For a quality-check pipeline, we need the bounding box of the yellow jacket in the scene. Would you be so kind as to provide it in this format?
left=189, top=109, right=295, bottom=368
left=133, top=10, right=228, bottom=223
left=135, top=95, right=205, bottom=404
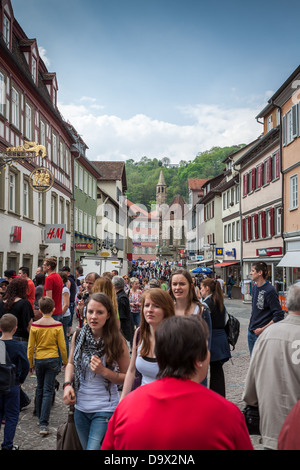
left=27, top=321, right=68, bottom=368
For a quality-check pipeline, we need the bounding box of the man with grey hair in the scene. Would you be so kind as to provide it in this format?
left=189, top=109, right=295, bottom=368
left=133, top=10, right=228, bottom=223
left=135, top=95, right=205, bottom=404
left=243, top=282, right=300, bottom=450
left=112, top=276, right=134, bottom=346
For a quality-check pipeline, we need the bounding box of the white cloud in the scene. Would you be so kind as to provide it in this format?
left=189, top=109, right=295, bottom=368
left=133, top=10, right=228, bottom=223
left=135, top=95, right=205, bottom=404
left=58, top=101, right=263, bottom=164
left=38, top=46, right=50, bottom=67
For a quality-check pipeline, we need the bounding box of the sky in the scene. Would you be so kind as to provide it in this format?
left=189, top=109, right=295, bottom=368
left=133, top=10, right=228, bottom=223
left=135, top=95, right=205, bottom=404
left=11, top=0, right=300, bottom=164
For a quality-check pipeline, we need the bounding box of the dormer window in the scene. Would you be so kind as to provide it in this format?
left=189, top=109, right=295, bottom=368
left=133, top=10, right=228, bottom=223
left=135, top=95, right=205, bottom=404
left=42, top=73, right=58, bottom=109
left=32, top=55, right=37, bottom=83
left=19, top=39, right=39, bottom=85
left=3, top=13, right=10, bottom=48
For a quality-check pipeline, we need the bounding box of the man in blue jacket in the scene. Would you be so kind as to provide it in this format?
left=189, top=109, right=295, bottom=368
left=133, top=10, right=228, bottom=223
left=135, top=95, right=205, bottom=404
left=248, top=261, right=284, bottom=355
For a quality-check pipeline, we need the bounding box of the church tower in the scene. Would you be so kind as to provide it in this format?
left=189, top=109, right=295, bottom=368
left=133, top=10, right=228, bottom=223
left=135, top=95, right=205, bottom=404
left=156, top=169, right=167, bottom=206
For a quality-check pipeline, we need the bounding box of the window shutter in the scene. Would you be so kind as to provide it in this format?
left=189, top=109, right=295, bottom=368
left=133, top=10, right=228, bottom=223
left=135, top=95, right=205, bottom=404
left=270, top=207, right=275, bottom=237
left=292, top=104, right=298, bottom=139
left=261, top=211, right=266, bottom=238
left=243, top=174, right=246, bottom=196
left=247, top=217, right=252, bottom=240
left=242, top=218, right=246, bottom=241
left=254, top=213, right=259, bottom=239
left=251, top=168, right=256, bottom=191
left=257, top=164, right=263, bottom=188
left=282, top=114, right=286, bottom=146
left=266, top=157, right=272, bottom=183
left=275, top=151, right=280, bottom=178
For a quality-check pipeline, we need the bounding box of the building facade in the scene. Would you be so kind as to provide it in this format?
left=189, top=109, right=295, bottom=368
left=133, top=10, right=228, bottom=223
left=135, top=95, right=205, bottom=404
left=0, top=0, right=74, bottom=276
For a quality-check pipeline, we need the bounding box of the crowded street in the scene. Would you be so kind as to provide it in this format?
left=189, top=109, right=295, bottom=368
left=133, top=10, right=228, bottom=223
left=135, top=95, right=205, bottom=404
left=0, top=298, right=263, bottom=451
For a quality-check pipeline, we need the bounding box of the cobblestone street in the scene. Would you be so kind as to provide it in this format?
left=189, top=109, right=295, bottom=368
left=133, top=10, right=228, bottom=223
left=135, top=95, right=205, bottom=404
left=1, top=298, right=263, bottom=450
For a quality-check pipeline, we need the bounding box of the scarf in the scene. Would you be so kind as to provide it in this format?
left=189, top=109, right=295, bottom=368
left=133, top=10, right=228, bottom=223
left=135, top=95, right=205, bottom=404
left=73, top=323, right=105, bottom=395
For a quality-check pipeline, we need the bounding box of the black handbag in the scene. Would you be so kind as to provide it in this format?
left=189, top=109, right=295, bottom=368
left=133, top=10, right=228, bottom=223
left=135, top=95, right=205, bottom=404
left=242, top=405, right=260, bottom=435
left=57, top=405, right=83, bottom=450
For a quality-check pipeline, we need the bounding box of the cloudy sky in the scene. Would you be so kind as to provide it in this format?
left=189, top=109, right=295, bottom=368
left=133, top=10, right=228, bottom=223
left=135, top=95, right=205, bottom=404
left=11, top=0, right=300, bottom=163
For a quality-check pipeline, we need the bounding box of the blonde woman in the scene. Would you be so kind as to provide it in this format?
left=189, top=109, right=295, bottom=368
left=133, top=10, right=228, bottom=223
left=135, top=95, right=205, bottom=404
left=121, top=288, right=175, bottom=399
left=92, top=276, right=120, bottom=328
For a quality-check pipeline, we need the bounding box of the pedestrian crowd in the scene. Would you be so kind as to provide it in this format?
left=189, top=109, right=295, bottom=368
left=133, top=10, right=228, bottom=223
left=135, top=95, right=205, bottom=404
left=0, top=258, right=299, bottom=450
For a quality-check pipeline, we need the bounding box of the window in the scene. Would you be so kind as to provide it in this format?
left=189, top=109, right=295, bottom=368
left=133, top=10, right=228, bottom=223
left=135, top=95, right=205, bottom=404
left=74, top=207, right=78, bottom=231
left=271, top=151, right=280, bottom=180
left=9, top=173, right=15, bottom=212
left=228, top=224, right=231, bottom=243
left=290, top=174, right=298, bottom=210
left=224, top=225, right=227, bottom=243
left=232, top=222, right=235, bottom=242
left=236, top=220, right=240, bottom=241
left=283, top=105, right=298, bottom=146
left=3, top=14, right=10, bottom=47
left=11, top=87, right=20, bottom=129
left=79, top=166, right=83, bottom=190
left=267, top=114, right=273, bottom=132
left=52, top=133, right=58, bottom=164
left=84, top=213, right=87, bottom=235
left=59, top=198, right=64, bottom=224
left=59, top=142, right=64, bottom=170
left=32, top=56, right=37, bottom=84
left=51, top=194, right=57, bottom=223
left=25, top=104, right=32, bottom=140
left=275, top=206, right=281, bottom=235
left=78, top=210, right=83, bottom=233
left=23, top=180, right=29, bottom=217
left=40, top=121, right=46, bottom=147
left=0, top=72, right=5, bottom=116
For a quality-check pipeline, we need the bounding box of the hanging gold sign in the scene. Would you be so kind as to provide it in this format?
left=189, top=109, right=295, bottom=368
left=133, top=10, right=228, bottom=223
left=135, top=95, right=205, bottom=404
left=6, top=141, right=47, bottom=158
left=29, top=167, right=54, bottom=193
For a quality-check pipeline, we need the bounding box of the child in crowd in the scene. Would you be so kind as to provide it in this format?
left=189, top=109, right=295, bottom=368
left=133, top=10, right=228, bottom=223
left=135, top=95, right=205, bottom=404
left=0, top=314, right=30, bottom=450
left=27, top=296, right=68, bottom=435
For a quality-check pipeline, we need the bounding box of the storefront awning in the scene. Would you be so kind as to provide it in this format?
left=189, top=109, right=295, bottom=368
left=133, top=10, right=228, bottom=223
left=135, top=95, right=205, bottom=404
left=213, top=262, right=239, bottom=268
left=277, top=252, right=300, bottom=268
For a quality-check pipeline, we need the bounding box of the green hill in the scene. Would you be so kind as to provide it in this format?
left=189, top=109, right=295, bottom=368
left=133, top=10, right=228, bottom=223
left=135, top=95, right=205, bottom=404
left=125, top=145, right=245, bottom=210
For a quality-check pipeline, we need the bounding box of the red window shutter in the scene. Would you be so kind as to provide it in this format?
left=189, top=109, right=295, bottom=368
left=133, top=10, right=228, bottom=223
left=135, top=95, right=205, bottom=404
left=247, top=217, right=252, bottom=240
left=275, top=152, right=280, bottom=178
left=243, top=174, right=248, bottom=196
left=270, top=207, right=275, bottom=237
left=251, top=168, right=256, bottom=191
left=254, top=213, right=258, bottom=239
left=266, top=157, right=272, bottom=183
left=257, top=164, right=263, bottom=188
left=261, top=211, right=266, bottom=238
left=242, top=218, right=246, bottom=241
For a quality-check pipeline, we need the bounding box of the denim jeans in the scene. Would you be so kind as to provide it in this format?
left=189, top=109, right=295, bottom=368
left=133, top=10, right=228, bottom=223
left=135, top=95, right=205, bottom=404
left=74, top=408, right=113, bottom=450
left=0, top=385, right=20, bottom=450
left=132, top=312, right=140, bottom=329
left=248, top=330, right=258, bottom=356
left=35, top=357, right=60, bottom=427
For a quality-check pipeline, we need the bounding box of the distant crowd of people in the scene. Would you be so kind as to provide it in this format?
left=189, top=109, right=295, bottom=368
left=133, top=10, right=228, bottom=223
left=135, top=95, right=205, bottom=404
left=0, top=259, right=299, bottom=450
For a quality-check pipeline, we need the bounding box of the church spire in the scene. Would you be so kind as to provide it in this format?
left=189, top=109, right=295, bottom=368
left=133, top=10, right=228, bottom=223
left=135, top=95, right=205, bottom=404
left=156, top=169, right=167, bottom=205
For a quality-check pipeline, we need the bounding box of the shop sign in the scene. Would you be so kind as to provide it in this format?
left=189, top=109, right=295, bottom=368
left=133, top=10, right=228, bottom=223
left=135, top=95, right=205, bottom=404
left=10, top=226, right=22, bottom=243
left=215, top=248, right=223, bottom=256
left=29, top=167, right=54, bottom=193
left=44, top=224, right=66, bottom=244
left=225, top=248, right=236, bottom=257
left=256, top=247, right=283, bottom=257
left=75, top=243, right=93, bottom=250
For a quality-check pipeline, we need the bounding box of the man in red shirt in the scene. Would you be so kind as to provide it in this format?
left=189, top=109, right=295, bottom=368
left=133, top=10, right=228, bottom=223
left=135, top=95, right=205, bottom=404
left=42, top=257, right=63, bottom=319
left=18, top=266, right=35, bottom=312
left=102, top=315, right=253, bottom=451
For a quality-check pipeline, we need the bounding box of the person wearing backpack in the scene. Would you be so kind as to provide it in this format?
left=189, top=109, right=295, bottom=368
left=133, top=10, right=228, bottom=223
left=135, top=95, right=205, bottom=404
left=200, top=278, right=231, bottom=397
left=0, top=314, right=29, bottom=450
